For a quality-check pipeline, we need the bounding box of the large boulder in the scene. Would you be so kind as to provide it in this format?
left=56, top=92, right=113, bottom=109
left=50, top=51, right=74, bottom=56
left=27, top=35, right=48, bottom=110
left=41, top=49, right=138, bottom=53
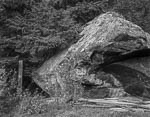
left=35, top=12, right=150, bottom=101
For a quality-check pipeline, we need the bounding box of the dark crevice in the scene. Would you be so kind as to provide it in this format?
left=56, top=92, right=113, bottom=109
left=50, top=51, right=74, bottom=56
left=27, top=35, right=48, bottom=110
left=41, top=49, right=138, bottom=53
left=87, top=48, right=150, bottom=97
left=102, top=64, right=150, bottom=97
left=91, top=48, right=150, bottom=72
left=23, top=76, right=49, bottom=97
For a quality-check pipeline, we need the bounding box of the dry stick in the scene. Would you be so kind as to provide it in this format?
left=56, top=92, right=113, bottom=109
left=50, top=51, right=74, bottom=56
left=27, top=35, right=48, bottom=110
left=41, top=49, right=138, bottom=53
left=73, top=81, right=77, bottom=102
left=18, top=60, right=23, bottom=94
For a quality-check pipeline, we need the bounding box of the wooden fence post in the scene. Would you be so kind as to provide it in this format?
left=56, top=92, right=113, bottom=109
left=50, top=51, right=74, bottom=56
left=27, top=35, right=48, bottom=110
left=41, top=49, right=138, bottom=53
left=18, top=60, right=23, bottom=94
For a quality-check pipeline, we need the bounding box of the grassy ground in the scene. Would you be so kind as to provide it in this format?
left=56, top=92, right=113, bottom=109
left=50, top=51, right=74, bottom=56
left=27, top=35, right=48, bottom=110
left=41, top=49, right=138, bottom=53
left=21, top=103, right=150, bottom=117
left=1, top=95, right=150, bottom=117
left=27, top=106, right=150, bottom=117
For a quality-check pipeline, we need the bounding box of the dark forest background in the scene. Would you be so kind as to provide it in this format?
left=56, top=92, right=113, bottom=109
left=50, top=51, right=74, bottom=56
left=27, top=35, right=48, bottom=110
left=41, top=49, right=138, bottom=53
left=0, top=0, right=150, bottom=89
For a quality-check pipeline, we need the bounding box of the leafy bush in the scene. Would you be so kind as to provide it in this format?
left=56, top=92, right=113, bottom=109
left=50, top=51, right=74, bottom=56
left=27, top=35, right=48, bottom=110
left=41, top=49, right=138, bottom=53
left=1, top=0, right=150, bottom=73
left=113, top=0, right=150, bottom=33
left=0, top=0, right=114, bottom=81
left=0, top=65, right=20, bottom=117
left=0, top=67, right=47, bottom=116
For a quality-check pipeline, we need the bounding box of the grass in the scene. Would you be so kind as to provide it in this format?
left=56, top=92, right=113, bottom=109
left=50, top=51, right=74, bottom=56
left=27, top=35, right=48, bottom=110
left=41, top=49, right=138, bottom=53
left=0, top=96, right=20, bottom=117
left=19, top=103, right=150, bottom=117
left=1, top=94, right=150, bottom=117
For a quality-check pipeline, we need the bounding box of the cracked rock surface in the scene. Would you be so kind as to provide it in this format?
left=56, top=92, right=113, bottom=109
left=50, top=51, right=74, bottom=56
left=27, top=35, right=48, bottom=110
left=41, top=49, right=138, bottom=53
left=36, top=12, right=150, bottom=100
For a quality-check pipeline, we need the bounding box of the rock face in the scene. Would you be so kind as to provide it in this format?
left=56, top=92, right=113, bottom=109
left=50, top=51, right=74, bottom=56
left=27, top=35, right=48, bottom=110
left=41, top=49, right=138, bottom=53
left=35, top=12, right=150, bottom=101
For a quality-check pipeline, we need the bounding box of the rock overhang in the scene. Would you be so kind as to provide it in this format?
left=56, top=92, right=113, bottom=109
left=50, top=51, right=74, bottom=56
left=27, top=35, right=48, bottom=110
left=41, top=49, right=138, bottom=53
left=35, top=12, right=150, bottom=100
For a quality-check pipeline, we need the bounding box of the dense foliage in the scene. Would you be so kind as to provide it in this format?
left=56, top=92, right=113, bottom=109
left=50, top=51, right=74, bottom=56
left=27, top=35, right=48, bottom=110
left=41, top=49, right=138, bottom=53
left=113, top=0, right=150, bottom=33
left=0, top=0, right=113, bottom=64
left=1, top=0, right=150, bottom=90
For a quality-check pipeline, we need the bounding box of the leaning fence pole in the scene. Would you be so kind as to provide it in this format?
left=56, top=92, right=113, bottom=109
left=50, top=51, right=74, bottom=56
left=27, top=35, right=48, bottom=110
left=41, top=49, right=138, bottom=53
left=18, top=60, right=23, bottom=94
